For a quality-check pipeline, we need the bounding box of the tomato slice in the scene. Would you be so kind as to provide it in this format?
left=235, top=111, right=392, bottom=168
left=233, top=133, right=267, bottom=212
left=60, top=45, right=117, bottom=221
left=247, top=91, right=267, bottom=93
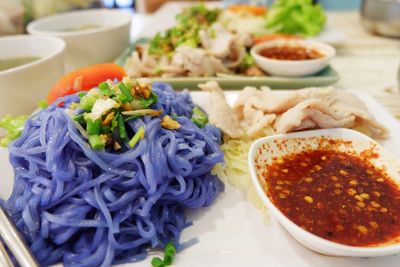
left=47, top=63, right=126, bottom=104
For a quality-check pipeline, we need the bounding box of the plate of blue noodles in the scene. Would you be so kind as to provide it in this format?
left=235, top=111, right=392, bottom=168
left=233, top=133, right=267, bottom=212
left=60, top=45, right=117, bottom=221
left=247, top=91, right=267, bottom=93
left=0, top=75, right=225, bottom=267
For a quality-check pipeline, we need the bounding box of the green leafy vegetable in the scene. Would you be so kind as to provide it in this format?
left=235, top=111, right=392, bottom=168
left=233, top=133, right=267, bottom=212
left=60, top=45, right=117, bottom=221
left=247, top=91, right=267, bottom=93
left=148, top=4, right=220, bottom=55
left=191, top=106, right=208, bottom=128
left=266, top=0, right=326, bottom=37
left=0, top=114, right=28, bottom=147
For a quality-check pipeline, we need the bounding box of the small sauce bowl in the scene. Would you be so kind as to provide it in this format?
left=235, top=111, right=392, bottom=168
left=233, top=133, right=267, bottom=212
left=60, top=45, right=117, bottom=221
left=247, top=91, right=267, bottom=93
left=251, top=39, right=335, bottom=77
left=248, top=128, right=400, bottom=257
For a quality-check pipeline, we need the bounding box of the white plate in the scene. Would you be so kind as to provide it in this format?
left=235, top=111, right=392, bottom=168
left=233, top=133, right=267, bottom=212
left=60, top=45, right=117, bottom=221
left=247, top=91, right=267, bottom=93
left=1, top=91, right=400, bottom=267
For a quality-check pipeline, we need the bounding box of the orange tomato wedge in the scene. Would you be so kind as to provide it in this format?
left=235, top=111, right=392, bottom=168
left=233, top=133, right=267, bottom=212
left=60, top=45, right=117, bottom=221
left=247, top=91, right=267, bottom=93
left=228, top=5, right=267, bottom=16
left=47, top=63, right=126, bottom=104
left=253, top=34, right=302, bottom=44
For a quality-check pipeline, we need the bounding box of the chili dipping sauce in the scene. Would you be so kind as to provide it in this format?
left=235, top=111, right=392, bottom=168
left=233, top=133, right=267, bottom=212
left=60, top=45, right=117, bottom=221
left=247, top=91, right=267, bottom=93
left=263, top=149, right=400, bottom=247
left=260, top=45, right=325, bottom=60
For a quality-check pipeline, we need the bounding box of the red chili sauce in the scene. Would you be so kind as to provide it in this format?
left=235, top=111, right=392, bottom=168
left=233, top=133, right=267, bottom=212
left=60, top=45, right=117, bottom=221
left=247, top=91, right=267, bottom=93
left=264, top=149, right=400, bottom=246
left=260, top=45, right=325, bottom=60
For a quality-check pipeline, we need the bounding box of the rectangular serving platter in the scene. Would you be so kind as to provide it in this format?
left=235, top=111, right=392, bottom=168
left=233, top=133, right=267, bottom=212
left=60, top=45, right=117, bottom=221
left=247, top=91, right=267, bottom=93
left=0, top=91, right=399, bottom=267
left=114, top=40, right=340, bottom=90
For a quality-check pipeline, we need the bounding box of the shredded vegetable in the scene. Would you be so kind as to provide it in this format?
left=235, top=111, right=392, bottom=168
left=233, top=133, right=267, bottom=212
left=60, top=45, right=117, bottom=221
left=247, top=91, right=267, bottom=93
left=213, top=138, right=269, bottom=222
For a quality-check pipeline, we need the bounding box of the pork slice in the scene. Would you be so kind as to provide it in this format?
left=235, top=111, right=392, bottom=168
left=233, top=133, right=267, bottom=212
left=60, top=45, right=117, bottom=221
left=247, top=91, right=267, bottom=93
left=199, top=81, right=243, bottom=138
left=332, top=92, right=388, bottom=138
left=274, top=99, right=355, bottom=134
left=200, top=24, right=235, bottom=59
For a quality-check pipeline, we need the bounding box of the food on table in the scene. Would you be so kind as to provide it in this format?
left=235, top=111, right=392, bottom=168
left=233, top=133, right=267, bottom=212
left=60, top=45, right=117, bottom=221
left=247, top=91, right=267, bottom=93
left=219, top=4, right=269, bottom=35
left=47, top=63, right=126, bottom=103
left=199, top=82, right=243, bottom=138
left=1, top=72, right=224, bottom=266
left=0, top=57, right=40, bottom=71
left=259, top=44, right=325, bottom=60
left=201, top=82, right=388, bottom=139
left=206, top=82, right=388, bottom=220
left=124, top=4, right=265, bottom=78
left=266, top=0, right=326, bottom=37
left=263, top=149, right=400, bottom=246
left=123, top=2, right=331, bottom=78
left=0, top=114, right=27, bottom=147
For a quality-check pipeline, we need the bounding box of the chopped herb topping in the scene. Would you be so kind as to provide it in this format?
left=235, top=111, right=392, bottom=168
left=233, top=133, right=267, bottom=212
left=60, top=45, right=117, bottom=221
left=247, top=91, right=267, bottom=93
left=151, top=242, right=177, bottom=267
left=191, top=106, right=208, bottom=128
left=67, top=77, right=160, bottom=150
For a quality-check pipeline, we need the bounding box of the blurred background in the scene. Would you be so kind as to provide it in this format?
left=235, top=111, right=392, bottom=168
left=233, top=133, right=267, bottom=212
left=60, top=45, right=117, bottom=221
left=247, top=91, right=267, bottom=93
left=0, top=0, right=362, bottom=36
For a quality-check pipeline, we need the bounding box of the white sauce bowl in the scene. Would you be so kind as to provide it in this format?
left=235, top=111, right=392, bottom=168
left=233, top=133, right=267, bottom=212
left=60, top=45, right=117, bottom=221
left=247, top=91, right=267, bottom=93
left=251, top=39, right=336, bottom=77
left=27, top=9, right=131, bottom=72
left=0, top=35, right=65, bottom=116
left=248, top=128, right=400, bottom=257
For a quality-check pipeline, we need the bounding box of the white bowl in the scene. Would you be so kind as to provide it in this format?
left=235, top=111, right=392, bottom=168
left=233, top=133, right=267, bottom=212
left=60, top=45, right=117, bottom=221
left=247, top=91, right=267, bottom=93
left=27, top=9, right=131, bottom=72
left=248, top=128, right=400, bottom=257
left=0, top=35, right=65, bottom=117
left=251, top=40, right=336, bottom=77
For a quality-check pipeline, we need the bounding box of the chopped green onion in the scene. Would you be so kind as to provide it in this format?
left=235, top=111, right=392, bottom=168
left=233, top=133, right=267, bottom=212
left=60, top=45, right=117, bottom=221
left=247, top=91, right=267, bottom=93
left=86, top=119, right=101, bottom=135
left=118, top=115, right=128, bottom=141
left=78, top=92, right=86, bottom=98
left=98, top=82, right=111, bottom=94
left=171, top=113, right=178, bottom=120
left=73, top=114, right=85, bottom=124
left=88, top=134, right=105, bottom=150
left=118, top=82, right=133, bottom=102
left=128, top=126, right=145, bottom=148
left=151, top=257, right=165, bottom=267
left=111, top=114, right=119, bottom=132
left=100, top=125, right=111, bottom=134
left=191, top=106, right=208, bottom=128
left=164, top=242, right=176, bottom=256
left=163, top=242, right=176, bottom=265
left=37, top=99, right=48, bottom=109
left=116, top=93, right=129, bottom=104
left=0, top=114, right=28, bottom=147
left=80, top=94, right=98, bottom=111
left=131, top=92, right=158, bottom=109
left=99, top=82, right=109, bottom=91
left=164, top=255, right=172, bottom=266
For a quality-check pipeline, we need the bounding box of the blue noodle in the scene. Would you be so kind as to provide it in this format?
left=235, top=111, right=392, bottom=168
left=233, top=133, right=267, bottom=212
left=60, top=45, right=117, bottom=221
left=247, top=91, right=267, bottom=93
left=2, top=84, right=224, bottom=266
